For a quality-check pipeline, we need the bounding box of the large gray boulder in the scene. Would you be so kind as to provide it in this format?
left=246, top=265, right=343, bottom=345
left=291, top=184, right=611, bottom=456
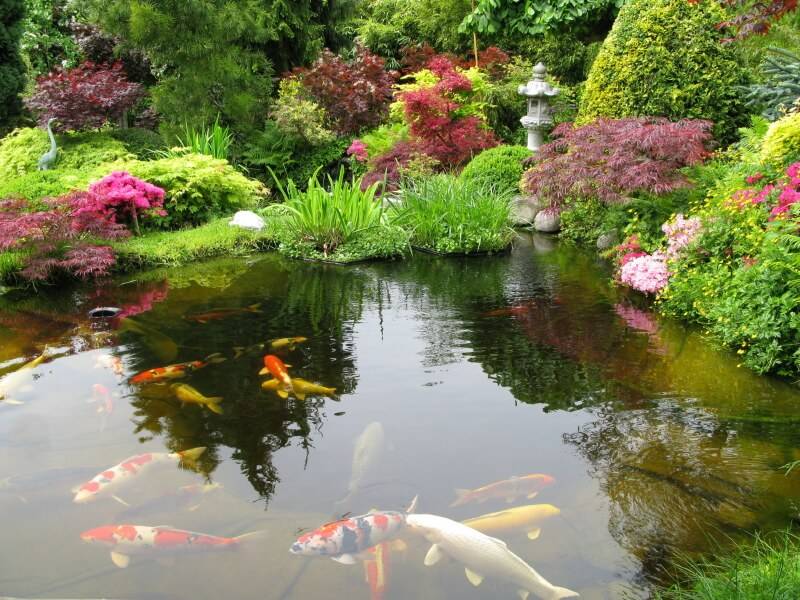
left=511, top=194, right=548, bottom=226
left=534, top=208, right=561, bottom=233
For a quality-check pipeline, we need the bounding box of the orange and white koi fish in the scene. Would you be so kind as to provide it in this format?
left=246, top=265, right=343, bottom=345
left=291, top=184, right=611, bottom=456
left=94, top=353, right=124, bottom=377
left=363, top=528, right=408, bottom=600
left=184, top=303, right=262, bottom=324
left=451, top=474, right=555, bottom=507
left=0, top=348, right=48, bottom=405
left=129, top=353, right=225, bottom=384
left=290, top=511, right=407, bottom=565
left=261, top=377, right=336, bottom=400
left=269, top=337, right=308, bottom=351
left=170, top=383, right=224, bottom=415
left=73, top=447, right=206, bottom=504
left=259, top=354, right=293, bottom=397
left=462, top=504, right=561, bottom=540
left=90, top=384, right=114, bottom=415
left=81, top=524, right=261, bottom=568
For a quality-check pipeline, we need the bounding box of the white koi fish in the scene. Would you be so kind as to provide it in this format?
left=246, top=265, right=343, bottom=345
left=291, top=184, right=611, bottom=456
left=81, top=524, right=261, bottom=568
left=406, top=513, right=579, bottom=600
left=0, top=349, right=48, bottom=405
left=337, top=422, right=385, bottom=508
left=73, top=447, right=206, bottom=504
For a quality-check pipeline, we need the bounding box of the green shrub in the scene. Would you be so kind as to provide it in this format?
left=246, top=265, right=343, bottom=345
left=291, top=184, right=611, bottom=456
left=460, top=145, right=530, bottom=193
left=393, top=174, right=514, bottom=254
left=0, top=168, right=92, bottom=201
left=559, top=198, right=609, bottom=245
left=271, top=78, right=335, bottom=147
left=121, top=154, right=267, bottom=229
left=578, top=0, right=750, bottom=142
left=360, top=123, right=408, bottom=164
left=0, top=128, right=132, bottom=180
left=109, top=128, right=167, bottom=159
left=284, top=138, right=350, bottom=188
left=761, top=112, right=800, bottom=166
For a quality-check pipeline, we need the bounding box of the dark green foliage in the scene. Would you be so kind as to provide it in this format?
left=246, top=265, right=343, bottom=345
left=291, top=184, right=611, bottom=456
left=109, top=128, right=167, bottom=159
left=579, top=0, right=751, bottom=143
left=0, top=0, right=26, bottom=129
left=462, top=0, right=617, bottom=37
left=285, top=138, right=351, bottom=189
left=460, top=145, right=530, bottom=193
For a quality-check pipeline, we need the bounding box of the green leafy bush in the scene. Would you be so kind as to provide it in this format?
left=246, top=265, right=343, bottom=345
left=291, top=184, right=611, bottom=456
left=761, top=112, right=800, bottom=166
left=0, top=169, right=92, bottom=201
left=359, top=123, right=409, bottom=163
left=271, top=78, right=335, bottom=146
left=460, top=145, right=530, bottom=193
left=578, top=0, right=750, bottom=142
left=559, top=198, right=610, bottom=245
left=0, top=128, right=133, bottom=180
left=285, top=138, right=350, bottom=188
left=109, top=128, right=167, bottom=159
left=393, top=174, right=514, bottom=254
left=122, top=154, right=267, bottom=229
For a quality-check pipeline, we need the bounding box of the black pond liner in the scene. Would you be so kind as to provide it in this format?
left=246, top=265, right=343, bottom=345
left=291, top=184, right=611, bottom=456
left=88, top=306, right=122, bottom=318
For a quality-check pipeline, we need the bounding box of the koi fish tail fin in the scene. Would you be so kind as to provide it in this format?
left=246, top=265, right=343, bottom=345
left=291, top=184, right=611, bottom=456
left=233, top=347, right=245, bottom=359
left=405, top=495, right=419, bottom=514
left=545, top=586, right=580, bottom=599
left=178, top=446, right=207, bottom=467
left=205, top=398, right=224, bottom=415
left=450, top=489, right=472, bottom=507
left=233, top=530, right=267, bottom=551
left=205, top=353, right=226, bottom=364
left=248, top=303, right=263, bottom=313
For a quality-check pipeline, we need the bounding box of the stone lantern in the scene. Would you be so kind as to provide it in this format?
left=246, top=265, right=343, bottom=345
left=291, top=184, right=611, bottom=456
left=518, top=62, right=559, bottom=152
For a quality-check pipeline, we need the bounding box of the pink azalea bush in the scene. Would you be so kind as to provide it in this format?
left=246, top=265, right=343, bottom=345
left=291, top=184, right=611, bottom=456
left=74, top=171, right=166, bottom=235
left=730, top=162, right=800, bottom=218
left=619, top=252, right=670, bottom=294
left=662, top=214, right=703, bottom=258
left=347, top=139, right=368, bottom=163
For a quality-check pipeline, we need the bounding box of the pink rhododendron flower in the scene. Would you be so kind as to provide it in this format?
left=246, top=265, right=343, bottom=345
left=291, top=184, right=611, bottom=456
left=347, top=139, right=368, bottom=163
left=662, top=213, right=702, bottom=258
left=619, top=252, right=670, bottom=294
left=745, top=172, right=764, bottom=185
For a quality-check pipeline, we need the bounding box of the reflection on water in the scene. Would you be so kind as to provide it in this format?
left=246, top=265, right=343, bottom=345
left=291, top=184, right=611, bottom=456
left=0, top=234, right=799, bottom=599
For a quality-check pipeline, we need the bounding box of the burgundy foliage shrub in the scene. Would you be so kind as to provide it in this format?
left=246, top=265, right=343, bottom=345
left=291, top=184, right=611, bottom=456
left=361, top=141, right=424, bottom=191
left=399, top=57, right=497, bottom=168
left=710, top=0, right=797, bottom=39
left=522, top=117, right=714, bottom=208
left=0, top=194, right=129, bottom=282
left=399, top=44, right=509, bottom=78
left=295, top=46, right=396, bottom=135
left=25, top=61, right=145, bottom=132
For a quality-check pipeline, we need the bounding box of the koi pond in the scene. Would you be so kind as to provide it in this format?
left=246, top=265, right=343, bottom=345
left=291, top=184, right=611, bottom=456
left=1, top=233, right=800, bottom=599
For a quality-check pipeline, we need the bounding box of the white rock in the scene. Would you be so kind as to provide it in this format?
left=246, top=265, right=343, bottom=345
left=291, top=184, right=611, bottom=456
left=229, top=210, right=265, bottom=231
left=534, top=209, right=561, bottom=233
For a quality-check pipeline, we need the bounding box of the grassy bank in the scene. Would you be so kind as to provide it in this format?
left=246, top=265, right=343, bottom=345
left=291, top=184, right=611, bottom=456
left=656, top=531, right=800, bottom=600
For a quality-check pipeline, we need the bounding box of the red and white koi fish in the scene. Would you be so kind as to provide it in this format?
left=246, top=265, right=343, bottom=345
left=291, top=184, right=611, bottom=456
left=451, top=474, right=555, bottom=507
left=259, top=354, right=293, bottom=398
left=290, top=511, right=407, bottom=565
left=90, top=384, right=114, bottom=415
left=81, top=524, right=261, bottom=568
left=129, top=354, right=225, bottom=384
left=73, top=447, right=206, bottom=504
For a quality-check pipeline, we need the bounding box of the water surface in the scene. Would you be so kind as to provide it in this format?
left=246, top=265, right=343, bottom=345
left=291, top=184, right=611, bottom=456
left=1, top=233, right=799, bottom=599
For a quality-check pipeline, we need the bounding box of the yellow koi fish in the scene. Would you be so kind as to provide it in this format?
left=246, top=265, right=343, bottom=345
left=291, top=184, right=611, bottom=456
left=462, top=504, right=561, bottom=540
left=269, top=337, right=308, bottom=351
left=170, top=383, right=224, bottom=415
left=261, top=377, right=336, bottom=400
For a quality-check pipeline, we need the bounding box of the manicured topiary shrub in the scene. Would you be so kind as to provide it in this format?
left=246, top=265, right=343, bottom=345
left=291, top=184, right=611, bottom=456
left=578, top=0, right=750, bottom=142
left=0, top=128, right=132, bottom=180
left=761, top=112, right=800, bottom=166
left=460, top=145, right=531, bottom=193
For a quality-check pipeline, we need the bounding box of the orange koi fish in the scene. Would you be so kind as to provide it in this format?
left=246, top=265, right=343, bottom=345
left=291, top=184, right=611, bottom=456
left=81, top=524, right=262, bottom=568
left=73, top=447, right=206, bottom=504
left=451, top=474, right=555, bottom=507
left=259, top=354, right=293, bottom=397
left=129, top=353, right=225, bottom=384
left=184, top=303, right=262, bottom=324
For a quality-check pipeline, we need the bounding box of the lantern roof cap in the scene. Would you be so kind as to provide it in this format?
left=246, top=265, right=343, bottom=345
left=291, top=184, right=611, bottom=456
left=518, top=62, right=559, bottom=98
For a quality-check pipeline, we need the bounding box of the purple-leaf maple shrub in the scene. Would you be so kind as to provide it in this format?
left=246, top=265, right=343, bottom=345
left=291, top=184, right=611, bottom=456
left=295, top=46, right=396, bottom=135
left=25, top=61, right=145, bottom=132
left=522, top=117, right=714, bottom=208
left=74, top=171, right=166, bottom=235
left=0, top=194, right=129, bottom=282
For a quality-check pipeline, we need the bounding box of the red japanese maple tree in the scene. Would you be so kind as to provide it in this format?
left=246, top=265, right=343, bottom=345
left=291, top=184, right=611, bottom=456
left=25, top=61, right=144, bottom=132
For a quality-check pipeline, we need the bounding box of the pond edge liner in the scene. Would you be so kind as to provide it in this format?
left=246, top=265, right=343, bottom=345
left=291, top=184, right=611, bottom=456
left=410, top=244, right=512, bottom=257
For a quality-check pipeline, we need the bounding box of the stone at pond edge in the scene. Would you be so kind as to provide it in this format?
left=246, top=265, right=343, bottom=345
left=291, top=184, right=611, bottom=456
left=534, top=209, right=561, bottom=233
left=597, top=231, right=619, bottom=250
left=229, top=210, right=265, bottom=231
left=511, top=194, right=547, bottom=226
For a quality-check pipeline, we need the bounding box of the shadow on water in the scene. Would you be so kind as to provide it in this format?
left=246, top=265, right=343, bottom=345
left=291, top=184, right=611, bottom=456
left=1, top=233, right=800, bottom=596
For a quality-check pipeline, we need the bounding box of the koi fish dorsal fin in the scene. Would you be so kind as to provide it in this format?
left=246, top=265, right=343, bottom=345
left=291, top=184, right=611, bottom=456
left=110, top=552, right=130, bottom=568
left=465, top=568, right=484, bottom=586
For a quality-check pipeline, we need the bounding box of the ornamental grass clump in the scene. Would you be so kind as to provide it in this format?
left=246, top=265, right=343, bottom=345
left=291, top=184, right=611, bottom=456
left=272, top=168, right=387, bottom=257
left=394, top=174, right=514, bottom=254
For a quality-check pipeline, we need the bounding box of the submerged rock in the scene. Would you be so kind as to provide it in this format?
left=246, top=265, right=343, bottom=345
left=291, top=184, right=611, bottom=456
left=229, top=210, right=265, bottom=231
left=597, top=231, right=619, bottom=250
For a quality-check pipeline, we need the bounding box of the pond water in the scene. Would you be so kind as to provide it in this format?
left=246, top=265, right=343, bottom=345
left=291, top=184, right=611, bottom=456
left=1, top=233, right=800, bottom=600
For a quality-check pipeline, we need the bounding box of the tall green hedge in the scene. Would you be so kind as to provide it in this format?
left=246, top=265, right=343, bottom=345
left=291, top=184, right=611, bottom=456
left=0, top=0, right=26, bottom=129
left=578, top=0, right=750, bottom=142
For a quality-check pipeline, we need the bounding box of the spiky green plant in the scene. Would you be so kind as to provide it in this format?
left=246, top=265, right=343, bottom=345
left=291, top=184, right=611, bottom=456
left=392, top=174, right=514, bottom=254
left=174, top=116, right=234, bottom=160
left=271, top=168, right=387, bottom=255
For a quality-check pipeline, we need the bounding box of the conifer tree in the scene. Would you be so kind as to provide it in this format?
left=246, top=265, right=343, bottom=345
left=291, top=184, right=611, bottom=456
left=0, top=0, right=26, bottom=129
